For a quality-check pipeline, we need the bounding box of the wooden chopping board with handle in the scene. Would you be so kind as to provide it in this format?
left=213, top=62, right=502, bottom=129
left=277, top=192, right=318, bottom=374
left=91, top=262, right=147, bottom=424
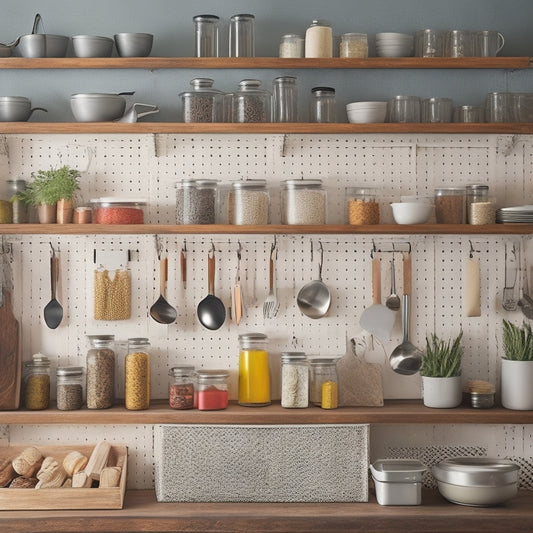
left=0, top=289, right=21, bottom=410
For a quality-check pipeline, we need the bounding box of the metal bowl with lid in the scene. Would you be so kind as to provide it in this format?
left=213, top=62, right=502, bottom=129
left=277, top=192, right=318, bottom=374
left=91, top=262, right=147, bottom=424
left=432, top=457, right=520, bottom=506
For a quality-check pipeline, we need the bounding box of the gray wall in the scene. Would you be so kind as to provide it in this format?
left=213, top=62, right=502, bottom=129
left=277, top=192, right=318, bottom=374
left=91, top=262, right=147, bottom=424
left=1, top=0, right=532, bottom=121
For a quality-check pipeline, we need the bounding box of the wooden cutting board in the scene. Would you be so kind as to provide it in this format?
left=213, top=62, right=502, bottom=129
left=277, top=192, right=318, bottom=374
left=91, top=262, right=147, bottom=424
left=0, top=290, right=21, bottom=410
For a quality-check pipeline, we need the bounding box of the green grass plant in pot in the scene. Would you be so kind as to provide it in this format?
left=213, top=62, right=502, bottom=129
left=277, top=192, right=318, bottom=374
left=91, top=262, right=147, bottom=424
left=501, top=320, right=533, bottom=410
left=420, top=330, right=463, bottom=408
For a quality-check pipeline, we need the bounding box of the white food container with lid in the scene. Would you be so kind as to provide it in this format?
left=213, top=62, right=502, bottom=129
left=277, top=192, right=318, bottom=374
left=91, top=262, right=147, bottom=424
left=370, top=459, right=426, bottom=505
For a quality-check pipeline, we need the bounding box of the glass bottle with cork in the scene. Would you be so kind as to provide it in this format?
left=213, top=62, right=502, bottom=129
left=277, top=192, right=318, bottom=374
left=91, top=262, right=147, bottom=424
left=238, top=332, right=271, bottom=406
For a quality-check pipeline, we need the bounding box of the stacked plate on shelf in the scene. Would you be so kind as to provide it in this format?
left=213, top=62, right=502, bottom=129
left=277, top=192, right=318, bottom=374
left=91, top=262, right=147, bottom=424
left=496, top=205, right=533, bottom=223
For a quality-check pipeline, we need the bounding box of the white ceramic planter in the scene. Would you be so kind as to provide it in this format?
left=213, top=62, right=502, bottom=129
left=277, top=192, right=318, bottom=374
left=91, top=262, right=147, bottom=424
left=422, top=376, right=462, bottom=408
left=501, top=358, right=533, bottom=410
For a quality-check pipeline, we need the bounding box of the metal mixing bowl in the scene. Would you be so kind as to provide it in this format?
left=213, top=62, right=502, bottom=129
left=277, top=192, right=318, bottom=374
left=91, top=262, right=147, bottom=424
left=72, top=35, right=114, bottom=58
left=0, top=96, right=47, bottom=122
left=114, top=33, right=153, bottom=57
left=70, top=93, right=127, bottom=122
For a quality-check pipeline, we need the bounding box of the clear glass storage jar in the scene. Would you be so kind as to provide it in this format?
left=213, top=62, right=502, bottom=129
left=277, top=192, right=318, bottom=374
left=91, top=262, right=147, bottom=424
left=125, top=337, right=150, bottom=411
left=310, top=87, right=336, bottom=123
left=347, top=187, right=380, bottom=225
left=281, top=352, right=309, bottom=408
left=238, top=332, right=271, bottom=406
left=434, top=187, right=466, bottom=224
left=466, top=184, right=492, bottom=224
left=56, top=366, right=84, bottom=411
left=281, top=179, right=326, bottom=225
left=279, top=34, right=304, bottom=58
left=86, top=334, right=115, bottom=409
left=193, top=14, right=219, bottom=57
left=23, top=353, right=51, bottom=410
left=175, top=179, right=218, bottom=224
left=305, top=19, right=333, bottom=58
left=340, top=32, right=368, bottom=58
left=309, top=356, right=339, bottom=406
left=229, top=14, right=255, bottom=57
left=232, top=79, right=271, bottom=123
left=273, top=76, right=298, bottom=123
left=169, top=365, right=197, bottom=410
left=229, top=179, right=270, bottom=225
left=7, top=179, right=28, bottom=223
left=196, top=369, right=229, bottom=410
left=179, top=77, right=224, bottom=123
left=90, top=198, right=146, bottom=224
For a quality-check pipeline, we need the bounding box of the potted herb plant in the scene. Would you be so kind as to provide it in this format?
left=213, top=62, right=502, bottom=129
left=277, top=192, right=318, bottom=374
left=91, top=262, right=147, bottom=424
left=501, top=320, right=533, bottom=410
left=420, top=330, right=463, bottom=408
left=26, top=165, right=80, bottom=223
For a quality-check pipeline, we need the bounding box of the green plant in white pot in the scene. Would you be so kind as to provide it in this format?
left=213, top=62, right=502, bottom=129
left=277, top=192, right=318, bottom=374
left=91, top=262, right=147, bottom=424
left=420, top=330, right=463, bottom=408
left=501, top=320, right=533, bottom=410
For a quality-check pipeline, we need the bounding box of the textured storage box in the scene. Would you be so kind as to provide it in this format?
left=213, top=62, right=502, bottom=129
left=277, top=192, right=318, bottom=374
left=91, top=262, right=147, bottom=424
left=154, top=424, right=369, bottom=503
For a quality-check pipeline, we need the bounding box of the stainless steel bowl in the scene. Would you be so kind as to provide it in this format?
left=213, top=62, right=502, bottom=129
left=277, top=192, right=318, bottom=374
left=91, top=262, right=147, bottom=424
left=114, top=33, right=153, bottom=57
left=0, top=96, right=47, bottom=122
left=70, top=93, right=127, bottom=122
left=72, top=35, right=114, bottom=58
left=432, top=457, right=520, bottom=506
left=45, top=34, right=69, bottom=57
left=17, top=33, right=69, bottom=58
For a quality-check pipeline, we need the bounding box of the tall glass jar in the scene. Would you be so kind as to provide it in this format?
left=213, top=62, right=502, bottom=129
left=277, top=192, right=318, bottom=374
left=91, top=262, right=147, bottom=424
left=175, top=179, right=218, bottom=224
left=7, top=179, right=28, bottom=223
left=466, top=184, right=491, bottom=224
left=281, top=352, right=309, bottom=408
left=281, top=179, right=326, bottom=225
left=56, top=366, right=84, bottom=411
left=229, top=14, right=255, bottom=57
left=310, top=87, right=336, bottom=123
left=168, top=365, right=197, bottom=410
left=193, top=14, right=219, bottom=57
left=305, top=20, right=333, bottom=58
left=346, top=187, right=380, bottom=225
left=196, top=369, right=229, bottom=410
left=272, top=76, right=298, bottom=123
left=238, top=332, right=271, bottom=406
left=179, top=78, right=224, bottom=123
left=23, top=353, right=51, bottom=410
left=434, top=187, right=466, bottom=224
left=229, top=180, right=270, bottom=225
left=279, top=34, right=304, bottom=58
left=309, top=357, right=339, bottom=406
left=125, top=337, right=150, bottom=411
left=86, top=334, right=115, bottom=409
left=232, top=79, right=271, bottom=123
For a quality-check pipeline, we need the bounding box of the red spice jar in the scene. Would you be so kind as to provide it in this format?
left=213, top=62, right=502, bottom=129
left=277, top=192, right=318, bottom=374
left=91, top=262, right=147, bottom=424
left=90, top=197, right=146, bottom=224
left=196, top=369, right=229, bottom=410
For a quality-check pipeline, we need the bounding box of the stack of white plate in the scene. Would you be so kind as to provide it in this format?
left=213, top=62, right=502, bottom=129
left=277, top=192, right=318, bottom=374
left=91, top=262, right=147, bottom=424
left=346, top=101, right=388, bottom=123
left=376, top=32, right=414, bottom=57
left=496, top=205, right=533, bottom=223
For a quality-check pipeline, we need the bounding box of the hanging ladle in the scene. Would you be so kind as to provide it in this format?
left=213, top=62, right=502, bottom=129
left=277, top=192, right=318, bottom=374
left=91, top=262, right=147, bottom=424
left=43, top=243, right=63, bottom=329
left=197, top=244, right=226, bottom=330
left=149, top=238, right=177, bottom=324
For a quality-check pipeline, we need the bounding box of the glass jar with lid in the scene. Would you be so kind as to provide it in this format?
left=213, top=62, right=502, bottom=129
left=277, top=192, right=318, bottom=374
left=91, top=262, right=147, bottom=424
left=175, top=179, right=218, bottom=224
left=305, top=20, right=333, bottom=58
left=125, top=337, right=150, bottom=410
left=238, top=332, right=271, bottom=406
left=310, top=87, right=336, bottom=123
left=86, top=334, right=115, bottom=409
left=169, top=365, right=197, bottom=410
left=466, top=184, right=494, bottom=224
left=56, top=366, right=84, bottom=411
left=229, top=179, right=270, bottom=225
left=90, top=198, right=146, bottom=224
left=281, top=352, right=309, bottom=408
left=179, top=78, right=224, bottom=123
left=346, top=187, right=380, bottom=225
left=434, top=187, right=466, bottom=224
left=232, top=79, right=271, bottom=123
left=272, top=76, right=298, bottom=123
left=279, top=34, right=304, bottom=58
left=7, top=179, right=28, bottom=223
left=23, top=353, right=51, bottom=410
left=308, top=356, right=339, bottom=406
left=281, top=179, right=326, bottom=225
left=196, top=369, right=229, bottom=410
left=193, top=14, right=219, bottom=57
left=340, top=33, right=368, bottom=58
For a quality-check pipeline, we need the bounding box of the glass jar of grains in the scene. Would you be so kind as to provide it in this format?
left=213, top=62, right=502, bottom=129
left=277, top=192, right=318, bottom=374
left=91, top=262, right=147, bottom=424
left=346, top=187, right=380, bottom=225
left=168, top=365, right=197, bottom=410
left=90, top=198, right=146, bottom=224
left=196, top=369, right=229, bottom=410
left=56, top=366, right=84, bottom=411
left=125, top=337, right=150, bottom=411
left=229, top=179, right=270, bottom=225
left=179, top=78, right=224, bottom=123
left=86, top=334, right=115, bottom=409
left=175, top=179, right=218, bottom=224
left=281, top=179, right=326, bottom=225
left=232, top=79, right=271, bottom=123
left=308, top=356, right=339, bottom=407
left=23, top=353, right=51, bottom=410
left=466, top=184, right=494, bottom=224
left=434, top=187, right=466, bottom=224
left=305, top=19, right=333, bottom=58
left=280, top=352, right=309, bottom=408
left=339, top=32, right=368, bottom=58
left=279, top=34, right=304, bottom=58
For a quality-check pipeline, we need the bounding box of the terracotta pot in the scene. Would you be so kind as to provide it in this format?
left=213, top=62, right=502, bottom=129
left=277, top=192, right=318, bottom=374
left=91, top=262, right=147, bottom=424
left=56, top=198, right=74, bottom=224
left=37, top=203, right=57, bottom=224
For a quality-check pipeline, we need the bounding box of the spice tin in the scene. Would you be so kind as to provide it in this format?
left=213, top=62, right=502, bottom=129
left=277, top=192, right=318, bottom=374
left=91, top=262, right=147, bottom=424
left=280, top=352, right=308, bottom=408
left=90, top=197, right=146, bottom=224
left=229, top=179, right=270, bottom=225
left=238, top=332, right=271, bottom=406
left=23, top=353, right=51, bottom=410
left=168, top=365, right=197, bottom=410
left=125, top=337, right=150, bottom=410
left=56, top=366, right=84, bottom=411
left=281, top=179, right=326, bottom=225
left=196, top=369, right=229, bottom=410
left=86, top=334, right=115, bottom=409
left=175, top=179, right=218, bottom=224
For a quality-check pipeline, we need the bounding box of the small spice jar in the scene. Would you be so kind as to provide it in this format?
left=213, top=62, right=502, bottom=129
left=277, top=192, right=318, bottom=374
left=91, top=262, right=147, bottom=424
left=347, top=187, right=380, bottom=225
left=434, top=187, right=466, bottom=224
left=23, top=353, right=51, bottom=410
left=73, top=206, right=92, bottom=224
left=238, top=332, right=271, bottom=407
left=196, top=369, right=229, bottom=410
left=281, top=179, right=326, bottom=225
left=232, top=79, right=271, bottom=123
left=340, top=33, right=368, bottom=58
left=229, top=179, right=270, bottom=225
left=305, top=20, right=333, bottom=58
left=310, top=87, right=336, bottom=123
left=125, top=337, right=150, bottom=411
left=169, top=365, right=197, bottom=410
left=280, top=352, right=309, bottom=409
left=90, top=198, right=146, bottom=224
left=86, top=334, right=115, bottom=409
left=279, top=34, right=304, bottom=58
left=466, top=184, right=494, bottom=224
left=56, top=366, right=84, bottom=411
left=175, top=179, right=218, bottom=224
left=179, top=78, right=224, bottom=123
left=309, top=357, right=339, bottom=406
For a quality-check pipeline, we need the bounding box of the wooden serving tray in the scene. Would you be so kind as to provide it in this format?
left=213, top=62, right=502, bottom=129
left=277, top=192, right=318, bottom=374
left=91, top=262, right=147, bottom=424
left=0, top=444, right=127, bottom=510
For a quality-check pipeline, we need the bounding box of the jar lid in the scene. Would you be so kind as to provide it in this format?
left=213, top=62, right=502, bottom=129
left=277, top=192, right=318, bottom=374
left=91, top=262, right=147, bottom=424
left=232, top=179, right=267, bottom=189
left=273, top=76, right=297, bottom=84
left=282, top=178, right=323, bottom=189
left=466, top=184, right=489, bottom=191
left=169, top=365, right=196, bottom=377
left=196, top=369, right=230, bottom=379
left=193, top=14, right=220, bottom=22
left=308, top=356, right=341, bottom=365
left=56, top=366, right=84, bottom=376
left=310, top=19, right=331, bottom=27
left=281, top=352, right=307, bottom=362
left=87, top=334, right=115, bottom=341
left=238, top=79, right=262, bottom=89
left=434, top=187, right=466, bottom=194
left=128, top=337, right=150, bottom=346
left=231, top=14, right=255, bottom=20
left=312, top=86, right=335, bottom=94
left=90, top=197, right=147, bottom=207
left=27, top=353, right=50, bottom=366
left=175, top=179, right=218, bottom=189
left=281, top=34, right=304, bottom=40
left=341, top=32, right=367, bottom=38
left=238, top=332, right=267, bottom=341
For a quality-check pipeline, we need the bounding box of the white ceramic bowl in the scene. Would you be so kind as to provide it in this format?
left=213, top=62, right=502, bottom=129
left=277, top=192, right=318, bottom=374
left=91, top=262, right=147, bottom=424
left=72, top=35, right=114, bottom=57
left=391, top=202, right=432, bottom=224
left=377, top=46, right=414, bottom=57
left=376, top=32, right=414, bottom=40
left=347, top=101, right=388, bottom=110
left=347, top=102, right=387, bottom=123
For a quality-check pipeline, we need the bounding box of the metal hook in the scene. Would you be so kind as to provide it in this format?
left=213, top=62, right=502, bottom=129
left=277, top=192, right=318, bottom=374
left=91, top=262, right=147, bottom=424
left=155, top=235, right=163, bottom=260
left=237, top=240, right=242, bottom=260
left=469, top=240, right=480, bottom=259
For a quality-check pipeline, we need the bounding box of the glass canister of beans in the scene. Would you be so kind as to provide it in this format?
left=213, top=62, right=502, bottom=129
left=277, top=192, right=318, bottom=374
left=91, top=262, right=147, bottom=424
left=175, top=179, right=218, bottom=224
left=125, top=337, right=150, bottom=411
left=56, top=366, right=84, bottom=411
left=229, top=179, right=270, bottom=225
left=179, top=78, right=224, bottom=123
left=232, top=79, right=271, bottom=123
left=90, top=198, right=146, bottom=224
left=346, top=187, right=380, bottom=225
left=434, top=187, right=466, bottom=224
left=23, top=353, right=51, bottom=410
left=86, top=334, right=115, bottom=409
left=169, top=365, right=197, bottom=410
left=196, top=369, right=230, bottom=410
left=281, top=179, right=326, bottom=225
